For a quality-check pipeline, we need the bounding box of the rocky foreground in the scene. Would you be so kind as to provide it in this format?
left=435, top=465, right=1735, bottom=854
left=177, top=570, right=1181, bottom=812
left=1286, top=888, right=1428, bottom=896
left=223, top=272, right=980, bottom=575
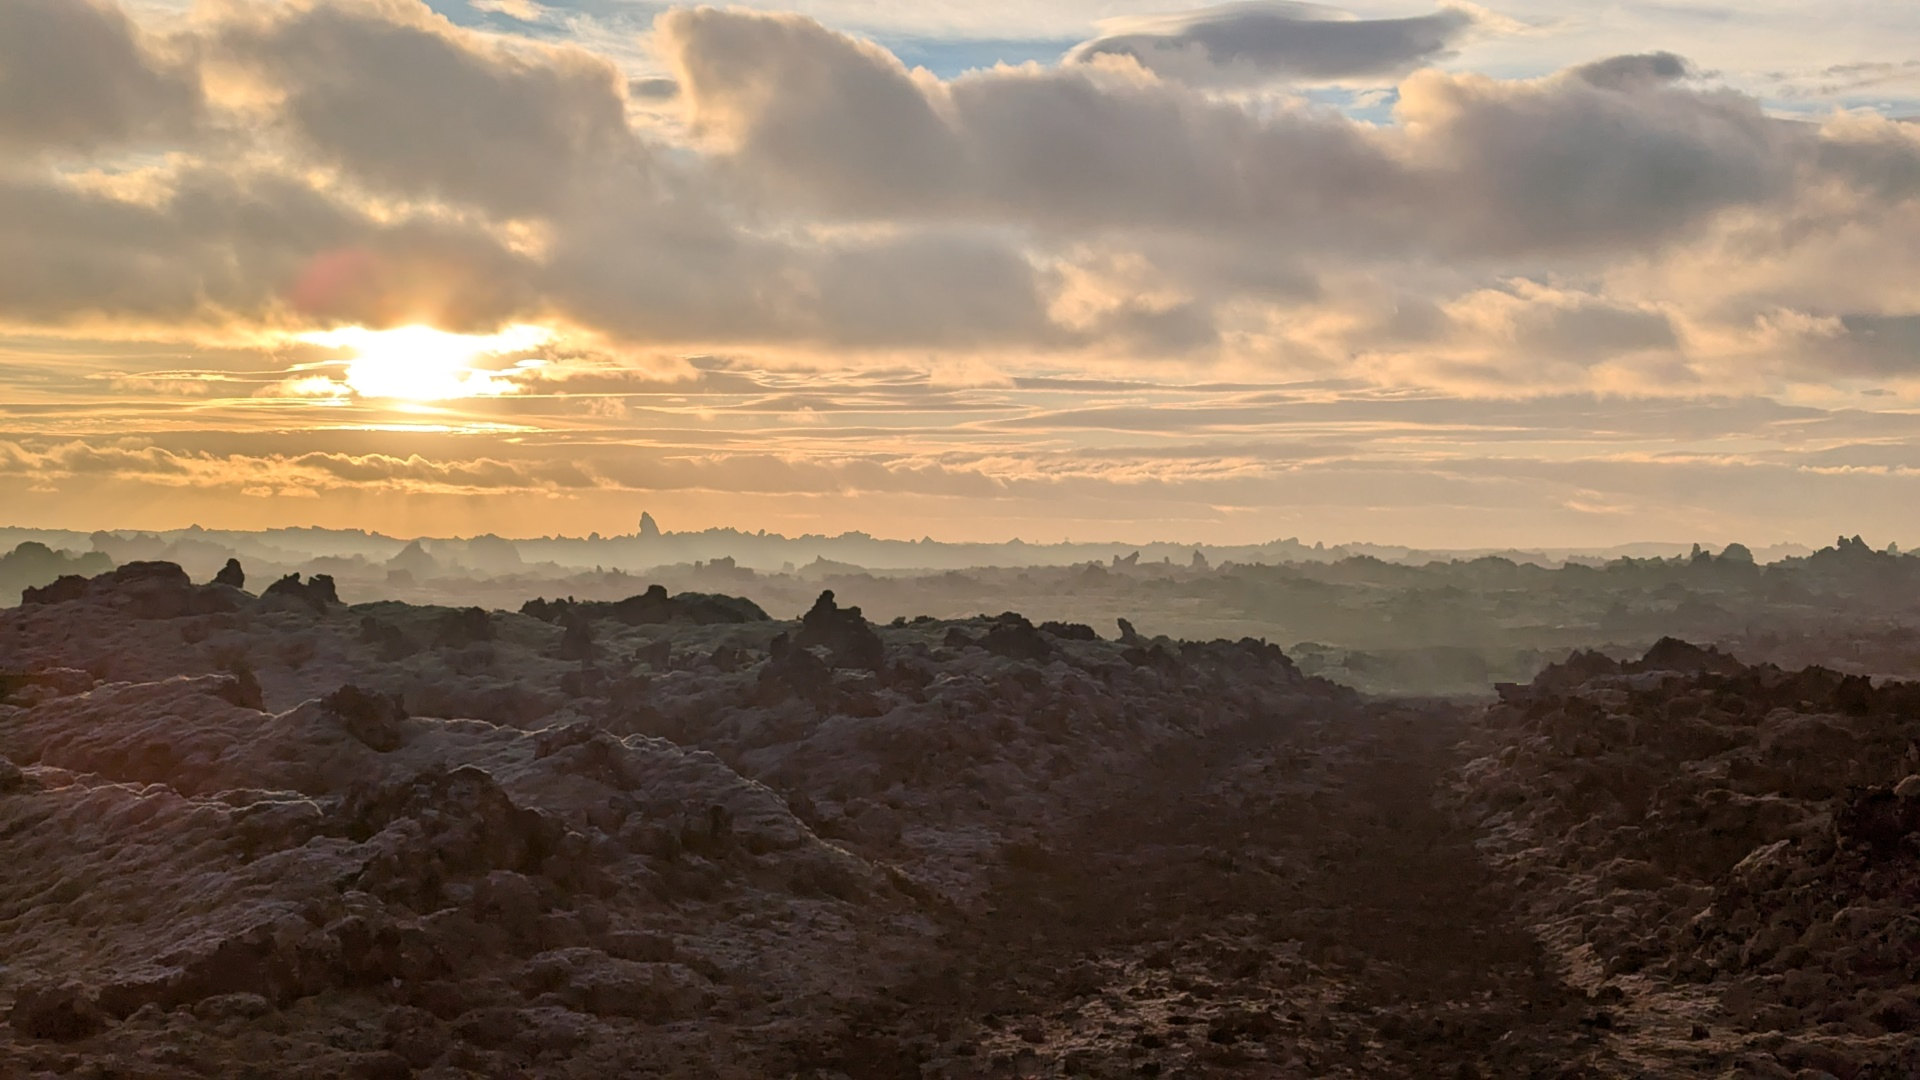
left=1455, top=641, right=1920, bottom=1079
left=1, top=563, right=1916, bottom=1078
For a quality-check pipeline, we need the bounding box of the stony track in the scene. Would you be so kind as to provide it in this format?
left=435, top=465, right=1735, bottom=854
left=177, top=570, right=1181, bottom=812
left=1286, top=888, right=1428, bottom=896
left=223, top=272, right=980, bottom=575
left=789, top=702, right=1620, bottom=1079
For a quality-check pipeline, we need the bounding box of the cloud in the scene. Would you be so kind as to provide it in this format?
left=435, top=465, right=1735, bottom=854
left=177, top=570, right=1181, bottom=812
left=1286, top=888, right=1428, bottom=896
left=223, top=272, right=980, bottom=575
left=0, top=167, right=538, bottom=332
left=1570, top=51, right=1692, bottom=90
left=661, top=7, right=966, bottom=211
left=0, top=439, right=603, bottom=495
left=4, top=0, right=1920, bottom=393
left=1064, top=1, right=1483, bottom=87
left=662, top=10, right=1840, bottom=260
left=0, top=0, right=201, bottom=155
left=214, top=0, right=642, bottom=215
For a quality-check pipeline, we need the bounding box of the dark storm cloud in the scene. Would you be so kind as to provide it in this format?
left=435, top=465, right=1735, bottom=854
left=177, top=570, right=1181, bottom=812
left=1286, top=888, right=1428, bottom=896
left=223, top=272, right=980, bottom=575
left=1065, top=2, right=1482, bottom=87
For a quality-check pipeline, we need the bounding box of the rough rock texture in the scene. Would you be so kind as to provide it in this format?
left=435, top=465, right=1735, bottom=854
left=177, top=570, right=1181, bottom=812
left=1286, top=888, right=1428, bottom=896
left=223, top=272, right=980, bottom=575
left=4, top=562, right=1433, bottom=1077
left=0, top=666, right=909, bottom=1076
left=1455, top=642, right=1920, bottom=1078
left=25, top=563, right=1911, bottom=1075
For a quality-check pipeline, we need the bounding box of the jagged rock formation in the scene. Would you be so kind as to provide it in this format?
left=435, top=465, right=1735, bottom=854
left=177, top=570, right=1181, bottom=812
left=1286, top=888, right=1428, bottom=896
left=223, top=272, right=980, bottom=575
left=212, top=558, right=246, bottom=590
left=21, top=562, right=1916, bottom=1076
left=522, top=585, right=768, bottom=627
left=0, top=659, right=912, bottom=1075
left=0, top=561, right=1375, bottom=1077
left=1, top=542, right=114, bottom=607
left=261, top=572, right=340, bottom=613
left=793, top=589, right=884, bottom=671
left=22, top=561, right=237, bottom=619
left=1456, top=642, right=1920, bottom=1077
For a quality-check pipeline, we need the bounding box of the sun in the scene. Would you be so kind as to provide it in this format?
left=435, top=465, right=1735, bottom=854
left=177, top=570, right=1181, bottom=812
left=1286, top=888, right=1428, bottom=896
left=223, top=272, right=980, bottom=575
left=296, top=324, right=553, bottom=401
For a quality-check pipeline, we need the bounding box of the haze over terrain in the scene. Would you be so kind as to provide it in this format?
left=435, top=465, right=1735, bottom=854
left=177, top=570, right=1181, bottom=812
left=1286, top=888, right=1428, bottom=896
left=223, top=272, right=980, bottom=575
left=3, top=525, right=1916, bottom=697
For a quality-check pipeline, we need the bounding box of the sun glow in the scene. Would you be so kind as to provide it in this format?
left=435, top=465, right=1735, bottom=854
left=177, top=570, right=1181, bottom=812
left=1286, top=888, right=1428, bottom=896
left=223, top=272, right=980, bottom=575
left=296, top=324, right=554, bottom=400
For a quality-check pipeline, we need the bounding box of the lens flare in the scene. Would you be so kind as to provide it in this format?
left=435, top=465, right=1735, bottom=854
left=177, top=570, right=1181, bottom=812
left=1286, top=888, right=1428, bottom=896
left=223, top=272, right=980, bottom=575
left=296, top=324, right=553, bottom=400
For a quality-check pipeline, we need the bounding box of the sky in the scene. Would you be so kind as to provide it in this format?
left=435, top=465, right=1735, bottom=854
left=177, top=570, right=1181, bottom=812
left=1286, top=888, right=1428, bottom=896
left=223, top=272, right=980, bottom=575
left=5, top=0, right=1920, bottom=548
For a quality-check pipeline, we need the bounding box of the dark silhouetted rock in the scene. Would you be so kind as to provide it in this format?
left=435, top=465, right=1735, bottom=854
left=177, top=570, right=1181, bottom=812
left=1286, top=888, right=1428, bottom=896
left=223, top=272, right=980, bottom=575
left=3, top=542, right=114, bottom=607
left=796, top=590, right=884, bottom=671
left=524, top=587, right=767, bottom=627
left=520, top=596, right=574, bottom=623
left=980, top=615, right=1053, bottom=663
left=214, top=558, right=246, bottom=589
left=23, top=561, right=236, bottom=619
left=1630, top=637, right=1743, bottom=676
left=262, top=573, right=340, bottom=614
left=20, top=574, right=88, bottom=606
left=1039, top=621, right=1099, bottom=641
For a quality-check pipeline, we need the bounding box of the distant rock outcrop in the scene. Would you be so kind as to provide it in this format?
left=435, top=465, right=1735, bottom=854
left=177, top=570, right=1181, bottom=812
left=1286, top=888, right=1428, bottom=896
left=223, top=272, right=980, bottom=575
left=1, top=541, right=113, bottom=607
left=261, top=573, right=340, bottom=613
left=522, top=586, right=768, bottom=627
left=977, top=613, right=1053, bottom=663
left=22, top=561, right=237, bottom=619
left=795, top=590, right=885, bottom=671
left=386, top=540, right=440, bottom=580
left=213, top=558, right=246, bottom=589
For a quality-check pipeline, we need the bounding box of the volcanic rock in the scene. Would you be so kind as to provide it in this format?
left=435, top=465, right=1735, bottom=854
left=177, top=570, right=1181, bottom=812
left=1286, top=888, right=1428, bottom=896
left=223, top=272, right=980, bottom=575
left=214, top=558, right=246, bottom=590
left=1455, top=639, right=1920, bottom=1074
left=795, top=589, right=884, bottom=671
left=262, top=572, right=340, bottom=613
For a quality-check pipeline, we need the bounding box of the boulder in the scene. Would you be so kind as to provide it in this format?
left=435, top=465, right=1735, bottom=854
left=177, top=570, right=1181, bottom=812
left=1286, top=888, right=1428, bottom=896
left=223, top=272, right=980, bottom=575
left=214, top=558, right=246, bottom=589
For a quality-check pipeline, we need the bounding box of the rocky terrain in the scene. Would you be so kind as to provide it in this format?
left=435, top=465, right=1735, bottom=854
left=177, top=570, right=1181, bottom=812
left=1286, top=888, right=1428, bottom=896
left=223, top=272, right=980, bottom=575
left=12, top=534, right=1920, bottom=696
left=1455, top=641, right=1920, bottom=1078
left=2, top=561, right=1914, bottom=1077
